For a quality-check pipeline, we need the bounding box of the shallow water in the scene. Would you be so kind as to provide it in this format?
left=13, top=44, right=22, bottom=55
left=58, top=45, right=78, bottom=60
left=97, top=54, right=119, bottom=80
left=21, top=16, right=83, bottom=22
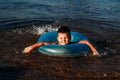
left=0, top=0, right=120, bottom=79
left=0, top=24, right=120, bottom=79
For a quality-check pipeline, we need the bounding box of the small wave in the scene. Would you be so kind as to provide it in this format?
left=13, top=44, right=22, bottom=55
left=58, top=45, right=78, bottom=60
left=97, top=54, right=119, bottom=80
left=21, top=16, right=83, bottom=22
left=0, top=18, right=54, bottom=29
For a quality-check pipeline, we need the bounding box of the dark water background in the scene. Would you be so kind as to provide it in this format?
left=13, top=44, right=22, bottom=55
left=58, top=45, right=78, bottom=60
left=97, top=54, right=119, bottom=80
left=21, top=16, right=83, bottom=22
left=0, top=0, right=120, bottom=29
left=0, top=0, right=120, bottom=79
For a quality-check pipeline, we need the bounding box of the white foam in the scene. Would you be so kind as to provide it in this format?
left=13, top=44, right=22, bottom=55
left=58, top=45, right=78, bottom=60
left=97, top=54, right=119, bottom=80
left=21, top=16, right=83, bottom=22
left=31, top=24, right=59, bottom=35
left=32, top=25, right=46, bottom=35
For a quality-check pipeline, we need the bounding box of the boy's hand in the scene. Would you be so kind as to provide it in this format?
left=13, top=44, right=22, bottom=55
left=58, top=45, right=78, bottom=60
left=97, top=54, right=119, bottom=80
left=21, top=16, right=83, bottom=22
left=23, top=46, right=33, bottom=54
left=93, top=51, right=100, bottom=56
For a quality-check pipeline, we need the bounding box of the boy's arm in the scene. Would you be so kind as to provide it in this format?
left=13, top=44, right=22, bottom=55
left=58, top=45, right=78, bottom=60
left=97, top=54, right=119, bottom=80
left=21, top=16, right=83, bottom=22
left=77, top=40, right=99, bottom=56
left=23, top=42, right=54, bottom=54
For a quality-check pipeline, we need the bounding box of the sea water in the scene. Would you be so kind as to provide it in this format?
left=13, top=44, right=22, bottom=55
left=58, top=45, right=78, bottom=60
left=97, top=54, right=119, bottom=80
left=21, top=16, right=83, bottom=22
left=0, top=0, right=120, bottom=29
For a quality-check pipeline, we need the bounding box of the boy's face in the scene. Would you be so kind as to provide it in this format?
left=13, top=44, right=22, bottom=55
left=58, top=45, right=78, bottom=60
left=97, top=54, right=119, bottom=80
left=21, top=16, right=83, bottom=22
left=57, top=33, right=70, bottom=45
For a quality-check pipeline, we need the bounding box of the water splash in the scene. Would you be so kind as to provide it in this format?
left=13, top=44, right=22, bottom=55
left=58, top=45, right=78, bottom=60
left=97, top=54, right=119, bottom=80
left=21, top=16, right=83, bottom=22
left=11, top=24, right=59, bottom=35
left=32, top=24, right=59, bottom=35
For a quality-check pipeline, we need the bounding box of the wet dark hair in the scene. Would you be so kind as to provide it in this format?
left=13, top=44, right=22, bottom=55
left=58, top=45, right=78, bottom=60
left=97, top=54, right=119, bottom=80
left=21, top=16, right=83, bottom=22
left=57, top=26, right=71, bottom=38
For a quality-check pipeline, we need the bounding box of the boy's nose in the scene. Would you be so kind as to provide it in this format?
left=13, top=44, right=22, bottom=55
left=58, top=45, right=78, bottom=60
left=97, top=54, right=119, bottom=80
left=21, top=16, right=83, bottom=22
left=64, top=39, right=66, bottom=42
left=63, top=38, right=65, bottom=40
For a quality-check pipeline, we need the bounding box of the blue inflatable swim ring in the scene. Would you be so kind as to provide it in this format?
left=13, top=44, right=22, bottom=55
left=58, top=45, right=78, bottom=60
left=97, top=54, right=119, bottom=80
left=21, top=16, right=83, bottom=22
left=38, top=31, right=90, bottom=56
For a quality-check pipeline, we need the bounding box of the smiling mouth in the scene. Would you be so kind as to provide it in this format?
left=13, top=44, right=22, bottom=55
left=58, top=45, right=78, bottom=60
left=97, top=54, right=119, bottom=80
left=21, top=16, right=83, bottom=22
left=59, top=41, right=68, bottom=45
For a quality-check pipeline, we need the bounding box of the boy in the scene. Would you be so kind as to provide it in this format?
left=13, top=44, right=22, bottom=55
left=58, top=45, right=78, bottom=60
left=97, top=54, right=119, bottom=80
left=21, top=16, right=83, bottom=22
left=23, top=26, right=99, bottom=56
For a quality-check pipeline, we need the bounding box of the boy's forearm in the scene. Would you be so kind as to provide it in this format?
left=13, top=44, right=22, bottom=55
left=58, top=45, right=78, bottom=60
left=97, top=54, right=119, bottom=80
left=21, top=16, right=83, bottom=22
left=31, top=42, right=44, bottom=49
left=23, top=42, right=45, bottom=54
left=78, top=40, right=99, bottom=55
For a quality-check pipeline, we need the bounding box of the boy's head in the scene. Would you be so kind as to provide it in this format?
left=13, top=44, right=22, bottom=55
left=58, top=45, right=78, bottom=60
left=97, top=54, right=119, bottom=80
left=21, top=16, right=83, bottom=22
left=57, top=26, right=71, bottom=45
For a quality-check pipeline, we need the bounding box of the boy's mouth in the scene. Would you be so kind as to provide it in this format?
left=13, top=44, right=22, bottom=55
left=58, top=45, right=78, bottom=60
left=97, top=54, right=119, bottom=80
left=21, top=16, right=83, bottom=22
left=59, top=41, right=68, bottom=45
